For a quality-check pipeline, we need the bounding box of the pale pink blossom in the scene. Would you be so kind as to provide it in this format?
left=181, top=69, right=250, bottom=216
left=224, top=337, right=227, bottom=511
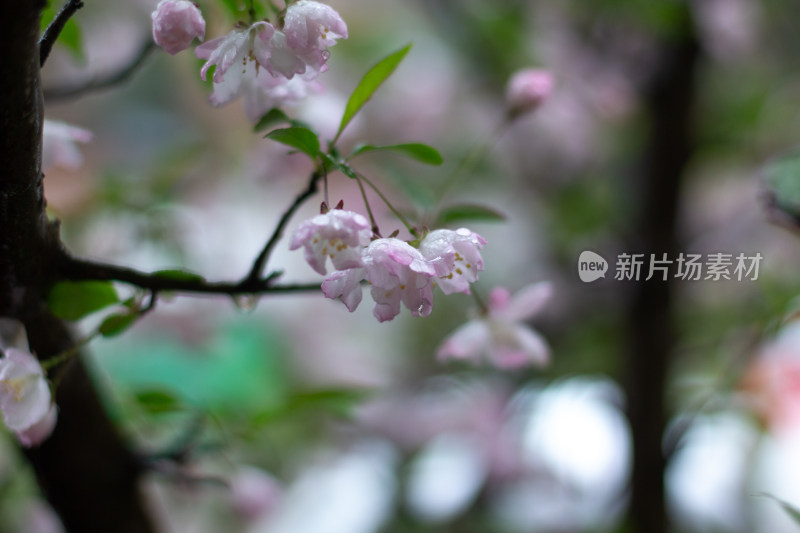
left=290, top=210, right=372, bottom=275
left=0, top=349, right=52, bottom=433
left=419, top=228, right=486, bottom=295
left=241, top=72, right=324, bottom=123
left=263, top=29, right=329, bottom=79
left=16, top=404, right=57, bottom=447
left=506, top=68, right=554, bottom=117
left=42, top=120, right=92, bottom=171
left=229, top=466, right=282, bottom=521
left=322, top=238, right=437, bottom=322
left=284, top=0, right=348, bottom=52
left=151, top=0, right=205, bottom=55
left=196, top=22, right=274, bottom=84
left=438, top=283, right=552, bottom=368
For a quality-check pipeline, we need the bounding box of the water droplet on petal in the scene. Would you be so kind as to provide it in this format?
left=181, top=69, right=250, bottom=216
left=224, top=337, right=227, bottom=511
left=232, top=294, right=259, bottom=313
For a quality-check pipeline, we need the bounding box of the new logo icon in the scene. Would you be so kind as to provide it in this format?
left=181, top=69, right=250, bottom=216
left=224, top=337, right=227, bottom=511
left=578, top=251, right=608, bottom=282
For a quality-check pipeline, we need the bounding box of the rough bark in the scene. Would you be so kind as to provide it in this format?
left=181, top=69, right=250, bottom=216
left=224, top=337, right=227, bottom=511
left=1, top=3, right=155, bottom=532
left=624, top=8, right=699, bottom=533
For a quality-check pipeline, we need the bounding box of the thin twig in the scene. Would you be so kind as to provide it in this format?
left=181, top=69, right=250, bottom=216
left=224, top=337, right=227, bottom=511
left=40, top=0, right=84, bottom=67
left=245, top=171, right=321, bottom=283
left=43, top=40, right=156, bottom=101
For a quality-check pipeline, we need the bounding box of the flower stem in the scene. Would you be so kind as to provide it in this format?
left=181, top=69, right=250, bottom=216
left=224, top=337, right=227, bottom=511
left=357, top=172, right=418, bottom=238
left=353, top=174, right=379, bottom=236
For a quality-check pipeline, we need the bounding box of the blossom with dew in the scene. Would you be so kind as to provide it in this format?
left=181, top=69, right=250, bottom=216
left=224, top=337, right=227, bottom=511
left=505, top=68, right=554, bottom=117
left=42, top=120, right=92, bottom=171
left=419, top=228, right=486, bottom=295
left=322, top=238, right=437, bottom=322
left=0, top=348, right=52, bottom=434
left=290, top=209, right=372, bottom=275
left=438, top=282, right=552, bottom=368
left=196, top=21, right=275, bottom=85
left=151, top=0, right=205, bottom=55
left=284, top=0, right=348, bottom=53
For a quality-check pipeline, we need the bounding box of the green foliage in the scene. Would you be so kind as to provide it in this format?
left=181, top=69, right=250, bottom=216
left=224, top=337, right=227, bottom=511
left=764, top=149, right=800, bottom=219
left=334, top=44, right=413, bottom=144
left=349, top=143, right=443, bottom=166
left=99, top=312, right=139, bottom=338
left=40, top=1, right=84, bottom=59
left=254, top=108, right=312, bottom=133
left=47, top=281, right=119, bottom=321
left=134, top=389, right=183, bottom=415
left=434, top=204, right=505, bottom=227
left=265, top=127, right=321, bottom=158
left=252, top=388, right=372, bottom=426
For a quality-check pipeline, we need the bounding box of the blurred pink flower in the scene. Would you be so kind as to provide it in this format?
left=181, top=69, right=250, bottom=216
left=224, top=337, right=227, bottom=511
left=420, top=228, right=486, bottom=295
left=284, top=0, right=348, bottom=52
left=151, top=0, right=205, bottom=55
left=505, top=68, right=554, bottom=117
left=0, top=348, right=52, bottom=434
left=438, top=283, right=552, bottom=368
left=229, top=466, right=282, bottom=521
left=16, top=404, right=58, bottom=447
left=289, top=209, right=372, bottom=275
left=42, top=120, right=92, bottom=171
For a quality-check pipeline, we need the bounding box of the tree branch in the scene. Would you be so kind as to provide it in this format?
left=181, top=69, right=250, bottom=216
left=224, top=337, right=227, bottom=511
left=39, top=0, right=84, bottom=67
left=57, top=250, right=321, bottom=296
left=245, top=170, right=321, bottom=283
left=44, top=40, right=156, bottom=100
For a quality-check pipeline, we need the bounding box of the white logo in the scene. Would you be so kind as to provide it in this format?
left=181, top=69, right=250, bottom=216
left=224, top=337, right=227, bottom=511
left=578, top=251, right=608, bottom=282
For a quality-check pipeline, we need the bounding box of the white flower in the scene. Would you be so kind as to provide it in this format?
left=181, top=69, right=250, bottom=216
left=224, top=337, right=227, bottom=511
left=289, top=210, right=372, bottom=275
left=0, top=348, right=52, bottom=433
left=419, top=228, right=486, bottom=295
left=151, top=0, right=205, bottom=55
left=16, top=404, right=58, bottom=447
left=42, top=120, right=92, bottom=171
left=196, top=21, right=275, bottom=85
left=437, top=283, right=552, bottom=368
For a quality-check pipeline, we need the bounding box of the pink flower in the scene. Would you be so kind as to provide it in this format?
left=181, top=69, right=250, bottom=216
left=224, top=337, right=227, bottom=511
left=505, top=68, right=554, bottom=117
left=151, top=0, right=205, bottom=55
left=196, top=22, right=275, bottom=84
left=419, top=228, right=486, bottom=295
left=16, top=404, right=57, bottom=447
left=290, top=210, right=372, bottom=275
left=263, top=29, right=328, bottom=79
left=0, top=349, right=52, bottom=434
left=42, top=120, right=92, bottom=171
left=322, top=238, right=437, bottom=322
left=229, top=466, right=282, bottom=521
left=437, top=283, right=552, bottom=369
left=284, top=0, right=348, bottom=52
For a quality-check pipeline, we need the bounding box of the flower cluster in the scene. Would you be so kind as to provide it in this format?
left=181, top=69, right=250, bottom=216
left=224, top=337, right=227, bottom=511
left=194, top=0, right=347, bottom=121
left=291, top=209, right=486, bottom=322
left=0, top=348, right=56, bottom=447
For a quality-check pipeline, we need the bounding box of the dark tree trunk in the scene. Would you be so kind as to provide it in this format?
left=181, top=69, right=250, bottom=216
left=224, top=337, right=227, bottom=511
left=0, top=3, right=155, bottom=532
left=624, top=7, right=699, bottom=533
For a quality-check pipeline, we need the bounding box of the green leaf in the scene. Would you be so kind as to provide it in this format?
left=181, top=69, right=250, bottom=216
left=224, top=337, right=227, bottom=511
left=321, top=153, right=358, bottom=179
left=265, top=127, right=320, bottom=158
left=47, top=281, right=119, bottom=321
left=153, top=269, right=206, bottom=283
left=764, top=149, right=800, bottom=220
left=334, top=44, right=412, bottom=143
left=99, top=312, right=139, bottom=338
left=759, top=493, right=800, bottom=526
left=434, top=204, right=506, bottom=227
left=253, top=388, right=372, bottom=426
left=134, top=389, right=182, bottom=415
left=254, top=108, right=292, bottom=132
left=349, top=143, right=443, bottom=166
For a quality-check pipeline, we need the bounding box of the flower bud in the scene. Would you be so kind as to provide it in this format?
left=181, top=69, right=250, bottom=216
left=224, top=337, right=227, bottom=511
left=152, top=0, right=205, bottom=55
left=505, top=68, right=554, bottom=118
